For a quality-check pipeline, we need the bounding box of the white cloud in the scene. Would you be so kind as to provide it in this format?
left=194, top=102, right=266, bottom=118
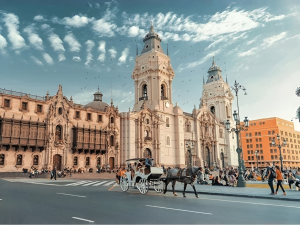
left=3, top=13, right=27, bottom=50
left=53, top=15, right=93, bottom=28
left=0, top=34, right=8, bottom=53
left=43, top=53, right=53, bottom=65
left=41, top=24, right=51, bottom=30
left=31, top=56, right=43, bottom=65
left=238, top=47, right=258, bottom=57
left=34, top=15, right=46, bottom=22
left=127, top=26, right=145, bottom=37
left=92, top=19, right=117, bottom=37
left=73, top=56, right=81, bottom=62
left=64, top=33, right=81, bottom=52
left=108, top=47, right=117, bottom=58
left=85, top=40, right=95, bottom=66
left=95, top=3, right=100, bottom=8
left=129, top=56, right=134, bottom=61
left=262, top=32, right=286, bottom=48
left=23, top=25, right=44, bottom=50
left=97, top=41, right=106, bottom=62
left=118, top=47, right=129, bottom=65
left=58, top=54, right=66, bottom=62
left=48, top=33, right=65, bottom=52
left=178, top=50, right=220, bottom=72
left=88, top=2, right=92, bottom=8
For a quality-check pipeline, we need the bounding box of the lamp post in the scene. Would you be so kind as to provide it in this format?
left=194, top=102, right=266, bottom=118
left=272, top=134, right=286, bottom=172
left=254, top=150, right=259, bottom=172
left=225, top=80, right=249, bottom=187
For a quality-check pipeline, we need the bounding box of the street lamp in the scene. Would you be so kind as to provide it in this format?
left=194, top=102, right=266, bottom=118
left=272, top=134, right=286, bottom=172
left=225, top=80, right=249, bottom=187
left=254, top=150, right=259, bottom=172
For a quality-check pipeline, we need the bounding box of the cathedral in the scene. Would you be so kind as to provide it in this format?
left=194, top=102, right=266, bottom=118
left=0, top=24, right=238, bottom=172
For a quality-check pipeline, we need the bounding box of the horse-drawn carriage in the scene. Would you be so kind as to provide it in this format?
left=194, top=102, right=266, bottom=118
left=119, top=158, right=165, bottom=195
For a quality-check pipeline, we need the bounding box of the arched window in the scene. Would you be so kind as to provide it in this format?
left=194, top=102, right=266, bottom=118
left=146, top=119, right=149, bottom=124
left=0, top=154, right=5, bottom=165
left=166, top=136, right=170, bottom=146
left=110, top=135, right=114, bottom=146
left=55, top=126, right=62, bottom=141
left=16, top=154, right=22, bottom=165
left=145, top=130, right=149, bottom=137
left=166, top=117, right=170, bottom=127
left=58, top=107, right=62, bottom=115
left=33, top=155, right=39, bottom=165
left=86, top=157, right=90, bottom=166
left=111, top=117, right=114, bottom=123
left=73, top=156, right=78, bottom=166
left=161, top=85, right=165, bottom=97
left=210, top=106, right=215, bottom=115
left=143, top=84, right=147, bottom=97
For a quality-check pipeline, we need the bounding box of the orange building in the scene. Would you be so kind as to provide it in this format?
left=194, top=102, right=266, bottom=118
left=241, top=117, right=300, bottom=169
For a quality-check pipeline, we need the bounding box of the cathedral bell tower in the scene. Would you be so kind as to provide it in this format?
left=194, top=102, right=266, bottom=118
left=132, top=22, right=175, bottom=112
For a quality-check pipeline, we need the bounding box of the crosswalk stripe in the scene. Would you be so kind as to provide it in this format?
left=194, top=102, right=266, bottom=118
left=103, top=181, right=115, bottom=186
left=82, top=181, right=99, bottom=186
left=66, top=181, right=90, bottom=186
left=92, top=181, right=108, bottom=186
left=113, top=183, right=119, bottom=186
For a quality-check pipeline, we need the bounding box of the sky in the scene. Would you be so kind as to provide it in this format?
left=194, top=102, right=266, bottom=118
left=0, top=0, right=300, bottom=131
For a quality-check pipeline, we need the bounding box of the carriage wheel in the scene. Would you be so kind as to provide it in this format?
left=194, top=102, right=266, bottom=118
left=138, top=178, right=149, bottom=195
left=120, top=175, right=129, bottom=192
left=154, top=181, right=164, bottom=193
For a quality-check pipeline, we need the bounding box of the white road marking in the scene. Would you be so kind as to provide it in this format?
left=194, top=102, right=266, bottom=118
left=72, top=217, right=94, bottom=223
left=92, top=181, right=108, bottom=186
left=66, top=181, right=89, bottom=186
left=57, top=193, right=86, bottom=198
left=0, top=199, right=2, bottom=200
left=113, top=183, right=119, bottom=186
left=146, top=205, right=212, bottom=215
left=199, top=197, right=300, bottom=209
left=103, top=181, right=115, bottom=186
left=82, top=181, right=99, bottom=186
left=17, top=182, right=63, bottom=186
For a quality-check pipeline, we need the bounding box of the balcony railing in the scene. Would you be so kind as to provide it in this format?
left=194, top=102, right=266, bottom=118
left=144, top=137, right=152, bottom=141
left=161, top=96, right=168, bottom=100
left=139, top=96, right=148, bottom=101
left=0, top=88, right=46, bottom=101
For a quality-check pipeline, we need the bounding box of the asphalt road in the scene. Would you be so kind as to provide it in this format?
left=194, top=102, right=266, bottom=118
left=0, top=179, right=299, bottom=224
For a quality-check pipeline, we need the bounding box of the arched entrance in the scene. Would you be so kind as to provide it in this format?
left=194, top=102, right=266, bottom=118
left=221, top=152, right=225, bottom=168
left=205, top=147, right=211, bottom=168
left=53, top=154, right=62, bottom=170
left=143, top=148, right=151, bottom=158
left=109, top=157, right=114, bottom=169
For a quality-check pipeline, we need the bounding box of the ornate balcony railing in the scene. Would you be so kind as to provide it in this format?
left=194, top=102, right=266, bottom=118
left=0, top=88, right=46, bottom=101
left=139, top=96, right=148, bottom=101
left=144, top=137, right=152, bottom=141
left=161, top=96, right=168, bottom=100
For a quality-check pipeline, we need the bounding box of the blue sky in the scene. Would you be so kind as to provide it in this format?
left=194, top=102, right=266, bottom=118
left=0, top=0, right=300, bottom=130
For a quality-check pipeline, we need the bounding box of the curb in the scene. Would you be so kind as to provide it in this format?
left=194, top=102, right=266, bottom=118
left=163, top=189, right=299, bottom=202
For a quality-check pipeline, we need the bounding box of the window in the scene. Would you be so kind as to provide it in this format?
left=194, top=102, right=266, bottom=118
left=256, top=138, right=258, bottom=142
left=268, top=131, right=271, bottom=135
left=284, top=155, right=286, bottom=159
left=210, top=106, right=215, bottom=115
left=251, top=150, right=253, bottom=154
left=55, top=126, right=62, bottom=141
left=255, top=132, right=257, bottom=136
left=87, top=113, right=91, bottom=121
left=247, top=150, right=250, bottom=154
left=259, top=138, right=262, bottom=142
left=251, top=156, right=254, bottom=160
left=249, top=133, right=252, bottom=137
left=33, top=155, right=39, bottom=165
left=111, top=117, right=114, bottom=123
left=246, top=139, right=249, bottom=143
left=269, top=143, right=272, bottom=147
left=261, top=156, right=264, bottom=160
left=166, top=117, right=170, bottom=127
left=4, top=99, right=10, bottom=108
left=98, top=115, right=102, bottom=122
left=258, top=132, right=261, bottom=136
left=166, top=136, right=170, bottom=146
left=73, top=156, right=78, bottom=166
left=161, top=85, right=166, bottom=98
left=76, top=111, right=80, bottom=119
left=86, top=157, right=90, bottom=166
left=250, top=144, right=253, bottom=148
left=247, top=145, right=249, bottom=149
left=110, top=135, right=114, bottom=146
left=37, top=104, right=42, bottom=113
left=270, top=149, right=273, bottom=153
left=16, top=154, right=22, bottom=165
left=260, top=150, right=263, bottom=154
left=58, top=107, right=62, bottom=115
left=292, top=150, right=294, bottom=154
left=0, top=154, right=5, bottom=165
left=22, top=102, right=27, bottom=110
left=260, top=144, right=262, bottom=148
left=246, top=133, right=248, bottom=137
left=250, top=139, right=252, bottom=143
left=271, top=155, right=274, bottom=160
left=274, top=149, right=277, bottom=153
left=143, top=84, right=147, bottom=97
left=248, top=156, right=250, bottom=160
left=146, top=119, right=149, bottom=124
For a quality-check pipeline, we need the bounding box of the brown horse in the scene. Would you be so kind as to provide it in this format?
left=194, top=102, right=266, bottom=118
left=163, top=166, right=200, bottom=198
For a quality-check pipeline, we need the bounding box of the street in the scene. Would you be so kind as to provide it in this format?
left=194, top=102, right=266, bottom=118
left=0, top=179, right=299, bottom=224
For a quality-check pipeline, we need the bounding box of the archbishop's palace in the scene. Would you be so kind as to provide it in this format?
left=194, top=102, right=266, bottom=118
left=0, top=24, right=238, bottom=172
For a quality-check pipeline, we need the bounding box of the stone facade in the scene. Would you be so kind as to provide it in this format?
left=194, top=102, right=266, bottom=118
left=0, top=86, right=120, bottom=172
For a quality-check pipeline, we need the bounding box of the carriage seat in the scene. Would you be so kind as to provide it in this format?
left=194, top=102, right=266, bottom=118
left=144, top=168, right=150, bottom=175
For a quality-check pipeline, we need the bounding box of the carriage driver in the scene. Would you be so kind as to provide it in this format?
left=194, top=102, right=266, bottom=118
left=145, top=155, right=153, bottom=171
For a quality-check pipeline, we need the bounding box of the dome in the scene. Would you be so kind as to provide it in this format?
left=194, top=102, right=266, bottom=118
left=84, top=101, right=109, bottom=112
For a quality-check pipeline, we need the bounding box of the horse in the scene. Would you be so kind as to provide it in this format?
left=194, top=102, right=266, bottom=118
left=163, top=166, right=201, bottom=198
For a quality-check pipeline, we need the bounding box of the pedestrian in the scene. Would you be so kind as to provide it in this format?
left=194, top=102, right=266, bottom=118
left=275, top=166, right=286, bottom=195
left=266, top=162, right=276, bottom=195
left=51, top=167, right=57, bottom=180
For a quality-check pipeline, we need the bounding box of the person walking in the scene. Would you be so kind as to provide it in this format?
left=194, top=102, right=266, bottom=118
left=51, top=167, right=57, bottom=180
left=266, top=162, right=276, bottom=195
left=275, top=166, right=286, bottom=195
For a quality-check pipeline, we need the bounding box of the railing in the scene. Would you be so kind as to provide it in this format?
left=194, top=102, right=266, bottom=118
left=0, top=88, right=46, bottom=101
left=161, top=96, right=168, bottom=100
left=139, top=96, right=148, bottom=101
left=144, top=137, right=152, bottom=141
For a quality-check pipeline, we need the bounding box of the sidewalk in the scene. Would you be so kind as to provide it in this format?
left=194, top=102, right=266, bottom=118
left=164, top=182, right=300, bottom=202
